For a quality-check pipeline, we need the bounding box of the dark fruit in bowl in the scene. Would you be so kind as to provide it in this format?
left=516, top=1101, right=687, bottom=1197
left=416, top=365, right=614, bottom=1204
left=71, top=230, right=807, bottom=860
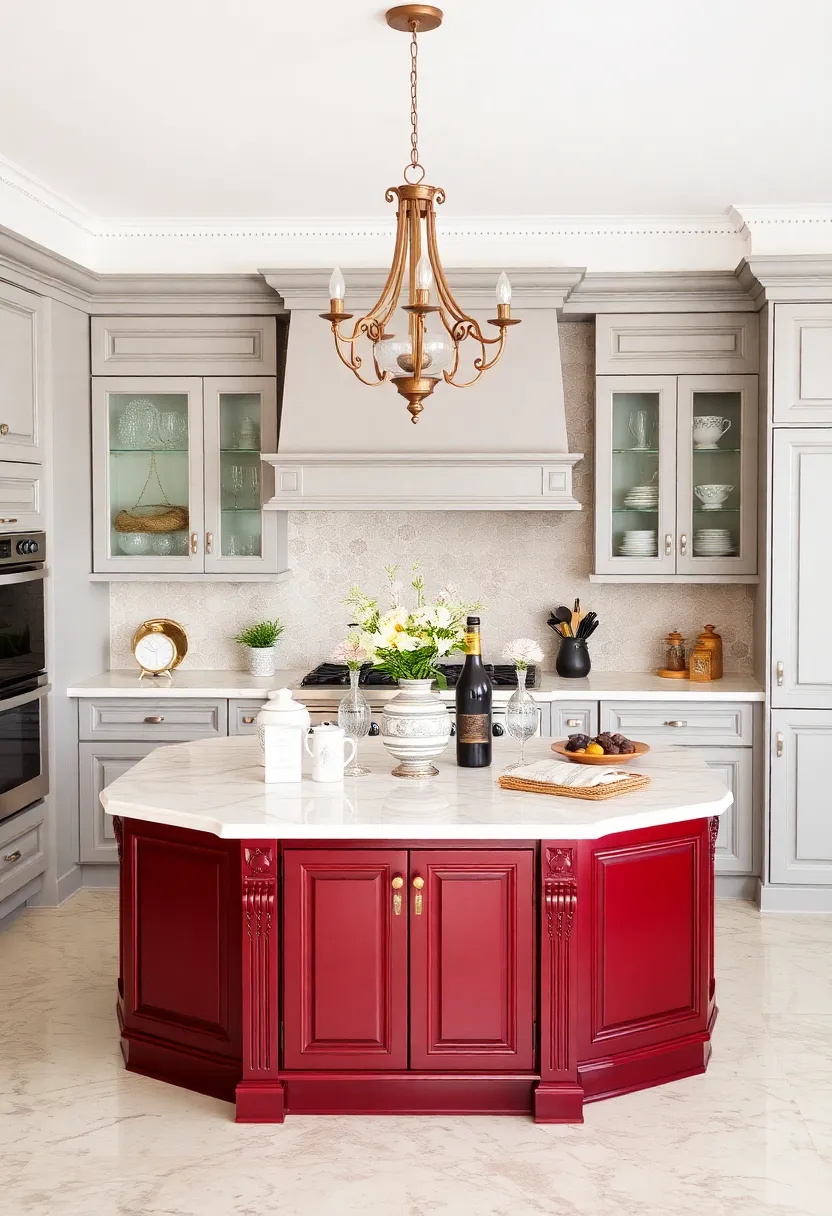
left=564, top=734, right=589, bottom=752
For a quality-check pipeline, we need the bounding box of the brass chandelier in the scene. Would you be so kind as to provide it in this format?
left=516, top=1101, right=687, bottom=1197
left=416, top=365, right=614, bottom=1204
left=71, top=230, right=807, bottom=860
left=320, top=4, right=519, bottom=423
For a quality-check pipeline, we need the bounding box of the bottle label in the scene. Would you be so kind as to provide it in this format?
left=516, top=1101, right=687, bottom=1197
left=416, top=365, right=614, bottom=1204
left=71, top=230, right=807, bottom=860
left=458, top=713, right=490, bottom=744
left=464, top=632, right=481, bottom=655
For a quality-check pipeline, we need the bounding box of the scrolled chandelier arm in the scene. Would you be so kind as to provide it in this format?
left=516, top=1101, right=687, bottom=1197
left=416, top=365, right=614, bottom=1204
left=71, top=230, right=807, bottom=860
left=319, top=5, right=519, bottom=423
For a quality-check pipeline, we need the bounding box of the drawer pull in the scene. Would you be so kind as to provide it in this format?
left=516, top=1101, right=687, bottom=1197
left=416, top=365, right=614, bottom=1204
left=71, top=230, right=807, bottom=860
left=566, top=719, right=582, bottom=728
left=665, top=720, right=687, bottom=728
left=3, top=850, right=21, bottom=863
left=0, top=518, right=18, bottom=524
left=0, top=424, right=8, bottom=436
left=242, top=715, right=256, bottom=724
left=144, top=715, right=165, bottom=724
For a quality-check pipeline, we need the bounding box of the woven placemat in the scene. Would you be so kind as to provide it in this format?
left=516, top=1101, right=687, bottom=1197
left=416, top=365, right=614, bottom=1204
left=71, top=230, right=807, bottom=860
left=497, top=772, right=650, bottom=800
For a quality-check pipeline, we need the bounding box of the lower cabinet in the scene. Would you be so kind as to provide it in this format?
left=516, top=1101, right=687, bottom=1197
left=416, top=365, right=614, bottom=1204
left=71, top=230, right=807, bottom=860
left=282, top=847, right=535, bottom=1072
left=79, top=743, right=162, bottom=864
left=699, top=747, right=753, bottom=874
left=770, top=710, right=832, bottom=885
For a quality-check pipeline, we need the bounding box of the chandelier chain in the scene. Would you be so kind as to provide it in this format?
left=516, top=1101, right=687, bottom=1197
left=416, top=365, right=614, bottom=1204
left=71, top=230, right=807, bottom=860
left=403, top=22, right=425, bottom=183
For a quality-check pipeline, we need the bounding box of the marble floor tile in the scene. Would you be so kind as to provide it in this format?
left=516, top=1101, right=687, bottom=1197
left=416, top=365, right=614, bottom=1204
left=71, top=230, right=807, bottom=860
left=1, top=893, right=831, bottom=1215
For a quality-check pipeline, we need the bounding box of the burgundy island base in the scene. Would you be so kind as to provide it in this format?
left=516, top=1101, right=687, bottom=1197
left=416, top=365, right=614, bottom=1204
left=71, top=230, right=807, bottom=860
left=102, top=736, right=731, bottom=1124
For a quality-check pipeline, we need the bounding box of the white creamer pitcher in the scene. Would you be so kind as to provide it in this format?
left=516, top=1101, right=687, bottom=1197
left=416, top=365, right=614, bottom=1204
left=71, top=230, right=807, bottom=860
left=257, top=688, right=310, bottom=783
left=304, top=724, right=357, bottom=783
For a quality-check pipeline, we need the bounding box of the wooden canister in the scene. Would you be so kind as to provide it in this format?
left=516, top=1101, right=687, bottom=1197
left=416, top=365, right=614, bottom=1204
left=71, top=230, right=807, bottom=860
left=690, top=625, right=723, bottom=681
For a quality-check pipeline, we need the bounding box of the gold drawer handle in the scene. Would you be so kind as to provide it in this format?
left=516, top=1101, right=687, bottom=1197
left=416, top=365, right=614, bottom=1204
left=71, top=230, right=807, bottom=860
left=0, top=424, right=9, bottom=436
left=566, top=718, right=582, bottom=728
left=392, top=874, right=404, bottom=915
left=242, top=715, right=256, bottom=724
left=144, top=715, right=165, bottom=724
left=412, top=874, right=424, bottom=915
left=665, top=720, right=687, bottom=728
left=4, top=850, right=21, bottom=863
left=0, top=518, right=18, bottom=524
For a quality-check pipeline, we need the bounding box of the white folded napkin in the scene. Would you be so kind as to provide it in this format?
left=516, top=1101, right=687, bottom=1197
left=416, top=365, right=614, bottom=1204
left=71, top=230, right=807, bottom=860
left=507, top=759, right=630, bottom=788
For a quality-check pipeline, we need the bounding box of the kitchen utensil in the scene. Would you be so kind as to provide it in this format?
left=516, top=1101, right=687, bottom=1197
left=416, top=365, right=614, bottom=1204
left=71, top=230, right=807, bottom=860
left=628, top=410, right=652, bottom=450
left=571, top=598, right=581, bottom=633
left=693, top=416, right=731, bottom=449
left=305, top=724, right=357, bottom=783
left=551, top=739, right=650, bottom=766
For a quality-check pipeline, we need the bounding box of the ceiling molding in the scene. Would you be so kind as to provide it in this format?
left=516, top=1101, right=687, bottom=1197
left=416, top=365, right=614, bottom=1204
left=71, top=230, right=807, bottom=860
left=564, top=270, right=759, bottom=315
left=729, top=205, right=832, bottom=256
left=737, top=255, right=832, bottom=303
left=261, top=267, right=586, bottom=311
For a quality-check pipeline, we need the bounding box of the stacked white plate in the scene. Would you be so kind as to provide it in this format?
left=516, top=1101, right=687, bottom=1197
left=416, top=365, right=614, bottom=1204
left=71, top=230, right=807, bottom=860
left=618, top=529, right=658, bottom=557
left=623, top=483, right=659, bottom=510
left=694, top=528, right=735, bottom=557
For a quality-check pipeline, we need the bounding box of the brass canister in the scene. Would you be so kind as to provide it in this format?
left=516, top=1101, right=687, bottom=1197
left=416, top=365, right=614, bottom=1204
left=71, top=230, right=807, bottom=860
left=690, top=624, right=723, bottom=681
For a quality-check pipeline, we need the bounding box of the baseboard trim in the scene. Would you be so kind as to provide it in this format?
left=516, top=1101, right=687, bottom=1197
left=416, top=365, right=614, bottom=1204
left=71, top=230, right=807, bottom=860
left=80, top=864, right=119, bottom=889
left=715, top=875, right=759, bottom=900
left=279, top=1071, right=539, bottom=1117
left=759, top=884, right=832, bottom=913
left=57, top=864, right=83, bottom=904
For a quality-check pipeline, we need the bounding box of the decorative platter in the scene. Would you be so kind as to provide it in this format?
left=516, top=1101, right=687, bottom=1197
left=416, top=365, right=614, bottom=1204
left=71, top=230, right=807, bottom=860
left=551, top=739, right=650, bottom=766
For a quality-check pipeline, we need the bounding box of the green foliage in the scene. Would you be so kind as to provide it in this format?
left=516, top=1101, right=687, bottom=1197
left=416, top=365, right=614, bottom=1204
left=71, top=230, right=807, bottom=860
left=234, top=619, right=284, bottom=649
left=373, top=645, right=449, bottom=690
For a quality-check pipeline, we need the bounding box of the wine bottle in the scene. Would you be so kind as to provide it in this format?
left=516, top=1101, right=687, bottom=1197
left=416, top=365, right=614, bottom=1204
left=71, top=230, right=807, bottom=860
left=455, top=616, right=492, bottom=768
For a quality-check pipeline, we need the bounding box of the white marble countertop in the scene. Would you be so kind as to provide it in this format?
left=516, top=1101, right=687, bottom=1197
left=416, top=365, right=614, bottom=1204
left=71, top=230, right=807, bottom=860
left=68, top=669, right=764, bottom=703
left=101, top=737, right=731, bottom=841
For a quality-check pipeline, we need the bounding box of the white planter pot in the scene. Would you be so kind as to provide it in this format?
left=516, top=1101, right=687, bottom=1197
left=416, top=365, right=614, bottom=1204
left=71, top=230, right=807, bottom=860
left=380, top=678, right=451, bottom=779
left=248, top=646, right=276, bottom=677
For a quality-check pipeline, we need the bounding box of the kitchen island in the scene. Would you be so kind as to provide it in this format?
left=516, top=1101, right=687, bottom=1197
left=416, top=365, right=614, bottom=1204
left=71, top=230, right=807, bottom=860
left=103, top=737, right=730, bottom=1124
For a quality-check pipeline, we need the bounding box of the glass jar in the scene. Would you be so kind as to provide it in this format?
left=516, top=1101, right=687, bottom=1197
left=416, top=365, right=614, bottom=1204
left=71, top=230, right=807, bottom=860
left=337, top=667, right=372, bottom=775
left=664, top=630, right=686, bottom=672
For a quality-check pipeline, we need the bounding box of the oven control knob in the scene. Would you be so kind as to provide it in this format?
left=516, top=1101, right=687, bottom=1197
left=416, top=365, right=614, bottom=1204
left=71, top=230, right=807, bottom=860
left=492, top=723, right=505, bottom=737
left=16, top=539, right=33, bottom=555
left=368, top=721, right=380, bottom=737
left=29, top=540, right=39, bottom=553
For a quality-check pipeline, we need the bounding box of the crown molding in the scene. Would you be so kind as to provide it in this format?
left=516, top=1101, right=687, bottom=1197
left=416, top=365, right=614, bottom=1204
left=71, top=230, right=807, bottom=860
left=261, top=266, right=586, bottom=311
left=729, top=205, right=832, bottom=256
left=564, top=270, right=759, bottom=315
left=736, top=255, right=832, bottom=303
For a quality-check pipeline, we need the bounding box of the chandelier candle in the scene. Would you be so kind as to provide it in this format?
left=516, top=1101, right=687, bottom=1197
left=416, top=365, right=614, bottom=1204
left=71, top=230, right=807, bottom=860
left=455, top=617, right=493, bottom=768
left=319, top=4, right=520, bottom=423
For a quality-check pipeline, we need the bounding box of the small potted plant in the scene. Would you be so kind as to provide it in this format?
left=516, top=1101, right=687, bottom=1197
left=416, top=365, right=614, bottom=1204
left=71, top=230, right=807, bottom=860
left=234, top=619, right=284, bottom=677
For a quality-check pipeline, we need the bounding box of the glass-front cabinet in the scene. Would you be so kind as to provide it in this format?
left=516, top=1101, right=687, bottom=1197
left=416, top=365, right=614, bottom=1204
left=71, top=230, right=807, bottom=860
left=93, top=376, right=285, bottom=577
left=594, top=374, right=758, bottom=579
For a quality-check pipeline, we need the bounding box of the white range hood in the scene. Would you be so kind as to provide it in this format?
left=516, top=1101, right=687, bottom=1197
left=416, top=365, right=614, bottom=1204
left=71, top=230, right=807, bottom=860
left=260, top=268, right=584, bottom=511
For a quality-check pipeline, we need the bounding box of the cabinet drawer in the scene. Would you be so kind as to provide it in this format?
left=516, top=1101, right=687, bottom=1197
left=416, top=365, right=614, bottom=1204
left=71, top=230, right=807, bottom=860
left=79, top=742, right=162, bottom=863
left=79, top=698, right=227, bottom=741
left=91, top=316, right=277, bottom=376
left=229, top=700, right=263, bottom=735
left=551, top=702, right=599, bottom=740
left=0, top=802, right=46, bottom=903
left=600, top=700, right=752, bottom=746
left=0, top=461, right=43, bottom=530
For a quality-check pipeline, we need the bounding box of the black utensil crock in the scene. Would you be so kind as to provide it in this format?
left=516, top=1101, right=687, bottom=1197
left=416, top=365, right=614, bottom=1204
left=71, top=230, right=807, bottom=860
left=555, top=637, right=591, bottom=678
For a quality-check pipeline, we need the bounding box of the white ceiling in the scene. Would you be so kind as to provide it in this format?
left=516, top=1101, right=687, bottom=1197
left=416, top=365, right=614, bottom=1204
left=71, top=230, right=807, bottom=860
left=0, top=0, right=830, bottom=222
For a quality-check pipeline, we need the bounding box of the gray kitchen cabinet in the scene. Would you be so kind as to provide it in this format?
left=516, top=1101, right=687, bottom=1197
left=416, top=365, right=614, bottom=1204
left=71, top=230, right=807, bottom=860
left=699, top=746, right=753, bottom=875
left=770, top=429, right=832, bottom=708
left=0, top=281, right=49, bottom=463
left=550, top=701, right=599, bottom=740
left=0, top=801, right=47, bottom=914
left=78, top=743, right=160, bottom=863
left=594, top=373, right=758, bottom=580
left=0, top=461, right=44, bottom=531
left=92, top=375, right=289, bottom=577
left=595, top=313, right=759, bottom=377
left=229, top=699, right=262, bottom=734
left=772, top=304, right=832, bottom=424
left=769, top=710, right=832, bottom=885
left=91, top=316, right=277, bottom=377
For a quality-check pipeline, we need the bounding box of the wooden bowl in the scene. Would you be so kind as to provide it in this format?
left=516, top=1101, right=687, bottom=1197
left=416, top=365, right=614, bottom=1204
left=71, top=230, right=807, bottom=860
left=551, top=740, right=650, bottom=765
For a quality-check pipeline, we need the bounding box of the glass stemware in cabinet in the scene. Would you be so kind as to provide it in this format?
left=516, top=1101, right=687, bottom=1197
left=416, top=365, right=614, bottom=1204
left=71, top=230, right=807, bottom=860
left=338, top=668, right=372, bottom=775
left=504, top=668, right=539, bottom=770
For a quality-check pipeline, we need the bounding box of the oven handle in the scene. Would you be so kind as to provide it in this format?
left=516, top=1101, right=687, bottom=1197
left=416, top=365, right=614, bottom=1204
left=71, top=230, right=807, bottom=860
left=0, top=567, right=46, bottom=586
left=0, top=683, right=51, bottom=713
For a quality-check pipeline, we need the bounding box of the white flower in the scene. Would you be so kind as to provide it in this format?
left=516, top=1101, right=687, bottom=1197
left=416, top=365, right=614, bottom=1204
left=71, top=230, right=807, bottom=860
left=502, top=637, right=544, bottom=669
left=391, top=633, right=422, bottom=652
left=435, top=636, right=456, bottom=655
left=331, top=635, right=368, bottom=668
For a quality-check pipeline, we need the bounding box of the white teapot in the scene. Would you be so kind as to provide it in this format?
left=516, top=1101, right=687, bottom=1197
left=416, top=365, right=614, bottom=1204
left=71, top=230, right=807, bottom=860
left=256, top=688, right=311, bottom=783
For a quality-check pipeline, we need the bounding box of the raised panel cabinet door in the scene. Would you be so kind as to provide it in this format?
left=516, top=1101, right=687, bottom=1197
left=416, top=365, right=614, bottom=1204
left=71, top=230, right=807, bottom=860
left=409, top=850, right=535, bottom=1071
left=770, top=710, right=832, bottom=885
left=91, top=316, right=277, bottom=377
left=596, top=313, right=759, bottom=377
left=699, top=746, right=754, bottom=875
left=282, top=849, right=408, bottom=1070
left=594, top=376, right=677, bottom=576
left=202, top=377, right=287, bottom=575
left=676, top=375, right=758, bottom=576
left=0, top=282, right=48, bottom=463
left=773, top=304, right=832, bottom=424
left=79, top=742, right=165, bottom=864
left=92, top=377, right=205, bottom=574
left=771, top=430, right=832, bottom=708
left=0, top=461, right=43, bottom=531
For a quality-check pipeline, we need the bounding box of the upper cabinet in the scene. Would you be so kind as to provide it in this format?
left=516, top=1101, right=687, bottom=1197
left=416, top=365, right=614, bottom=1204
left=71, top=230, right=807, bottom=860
left=593, top=315, right=759, bottom=583
left=0, top=281, right=49, bottom=464
left=92, top=368, right=287, bottom=579
left=91, top=316, right=277, bottom=377
left=772, top=304, right=832, bottom=424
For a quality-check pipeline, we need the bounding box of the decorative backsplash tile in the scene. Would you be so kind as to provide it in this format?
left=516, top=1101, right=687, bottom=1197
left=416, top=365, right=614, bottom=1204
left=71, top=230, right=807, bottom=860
left=110, top=322, right=755, bottom=673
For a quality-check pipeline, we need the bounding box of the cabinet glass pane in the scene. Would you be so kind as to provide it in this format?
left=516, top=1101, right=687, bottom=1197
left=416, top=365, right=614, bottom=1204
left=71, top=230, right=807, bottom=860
left=690, top=391, right=741, bottom=558
left=611, top=392, right=661, bottom=559
left=107, top=393, right=190, bottom=560
left=218, top=392, right=263, bottom=558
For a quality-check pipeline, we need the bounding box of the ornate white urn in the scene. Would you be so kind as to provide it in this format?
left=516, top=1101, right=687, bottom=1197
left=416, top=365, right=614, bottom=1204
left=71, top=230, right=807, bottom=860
left=380, top=678, right=451, bottom=779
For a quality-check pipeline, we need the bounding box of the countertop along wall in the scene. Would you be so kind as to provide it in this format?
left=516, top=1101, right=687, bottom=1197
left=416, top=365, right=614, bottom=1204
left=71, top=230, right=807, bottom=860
left=109, top=322, right=755, bottom=674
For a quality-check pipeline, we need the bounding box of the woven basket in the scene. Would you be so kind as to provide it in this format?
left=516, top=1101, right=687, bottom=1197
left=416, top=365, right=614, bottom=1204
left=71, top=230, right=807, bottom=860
left=114, top=504, right=189, bottom=534
left=497, top=773, right=650, bottom=800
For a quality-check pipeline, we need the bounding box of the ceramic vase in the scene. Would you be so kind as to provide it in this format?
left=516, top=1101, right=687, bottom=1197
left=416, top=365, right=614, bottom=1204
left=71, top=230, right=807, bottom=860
left=380, top=678, right=451, bottom=779
left=248, top=645, right=276, bottom=677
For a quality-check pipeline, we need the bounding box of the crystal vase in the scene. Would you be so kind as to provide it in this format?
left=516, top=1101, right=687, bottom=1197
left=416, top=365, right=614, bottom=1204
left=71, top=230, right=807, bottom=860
left=505, top=667, right=539, bottom=770
left=337, top=667, right=372, bottom=776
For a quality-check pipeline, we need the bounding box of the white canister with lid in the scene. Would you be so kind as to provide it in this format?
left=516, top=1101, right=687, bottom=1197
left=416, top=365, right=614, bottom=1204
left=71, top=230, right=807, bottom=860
left=256, top=688, right=311, bottom=783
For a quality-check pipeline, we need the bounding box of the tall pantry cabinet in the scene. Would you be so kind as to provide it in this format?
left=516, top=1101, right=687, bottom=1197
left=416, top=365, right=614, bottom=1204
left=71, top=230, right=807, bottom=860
left=766, top=302, right=832, bottom=902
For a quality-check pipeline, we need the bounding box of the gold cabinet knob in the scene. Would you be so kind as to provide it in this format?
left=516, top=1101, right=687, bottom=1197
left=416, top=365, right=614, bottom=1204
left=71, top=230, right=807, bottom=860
left=392, top=876, right=404, bottom=889
left=412, top=876, right=424, bottom=889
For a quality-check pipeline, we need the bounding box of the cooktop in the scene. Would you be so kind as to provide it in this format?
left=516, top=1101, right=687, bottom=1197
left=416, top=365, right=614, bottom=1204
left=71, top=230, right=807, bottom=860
left=300, top=662, right=537, bottom=689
